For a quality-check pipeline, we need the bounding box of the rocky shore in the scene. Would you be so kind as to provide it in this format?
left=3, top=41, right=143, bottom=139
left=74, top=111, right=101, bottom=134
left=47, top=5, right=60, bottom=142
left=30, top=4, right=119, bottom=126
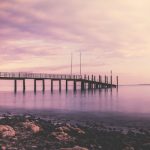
left=0, top=113, right=150, bottom=150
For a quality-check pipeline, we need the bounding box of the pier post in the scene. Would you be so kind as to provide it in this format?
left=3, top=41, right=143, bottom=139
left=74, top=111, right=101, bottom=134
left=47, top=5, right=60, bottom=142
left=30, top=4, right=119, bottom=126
left=110, top=74, right=112, bottom=87
left=23, top=79, right=25, bottom=93
left=116, top=76, right=118, bottom=88
left=99, top=75, right=101, bottom=89
left=14, top=79, right=17, bottom=93
left=91, top=75, right=94, bottom=89
left=88, top=81, right=91, bottom=90
left=42, top=79, right=45, bottom=92
left=66, top=80, right=68, bottom=92
left=59, top=80, right=61, bottom=92
left=104, top=75, right=107, bottom=88
left=81, top=81, right=84, bottom=91
left=34, top=79, right=36, bottom=93
left=74, top=80, right=76, bottom=91
left=51, top=80, right=53, bottom=92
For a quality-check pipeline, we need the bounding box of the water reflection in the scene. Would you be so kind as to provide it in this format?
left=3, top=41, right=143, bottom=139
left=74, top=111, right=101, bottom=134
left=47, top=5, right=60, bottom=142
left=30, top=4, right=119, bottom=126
left=0, top=86, right=150, bottom=114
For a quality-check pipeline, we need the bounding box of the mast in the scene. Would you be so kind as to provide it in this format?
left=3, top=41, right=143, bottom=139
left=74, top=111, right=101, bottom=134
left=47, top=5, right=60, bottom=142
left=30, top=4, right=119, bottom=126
left=80, top=52, right=81, bottom=75
left=71, top=53, right=72, bottom=75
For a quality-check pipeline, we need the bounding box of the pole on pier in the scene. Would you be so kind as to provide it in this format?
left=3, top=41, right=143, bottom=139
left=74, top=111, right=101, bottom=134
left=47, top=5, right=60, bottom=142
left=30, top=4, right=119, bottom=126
left=74, top=80, right=76, bottom=91
left=110, top=70, right=112, bottom=87
left=42, top=79, right=45, bottom=92
left=99, top=75, right=101, bottom=89
left=51, top=80, right=53, bottom=92
left=14, top=79, right=17, bottom=93
left=23, top=79, right=25, bottom=93
left=71, top=53, right=73, bottom=75
left=94, top=76, right=96, bottom=89
left=66, top=80, right=68, bottom=92
left=59, top=80, right=61, bottom=92
left=104, top=75, right=106, bottom=83
left=34, top=79, right=36, bottom=93
left=91, top=75, right=94, bottom=89
left=80, top=52, right=81, bottom=75
left=99, top=75, right=101, bottom=83
left=116, top=76, right=119, bottom=88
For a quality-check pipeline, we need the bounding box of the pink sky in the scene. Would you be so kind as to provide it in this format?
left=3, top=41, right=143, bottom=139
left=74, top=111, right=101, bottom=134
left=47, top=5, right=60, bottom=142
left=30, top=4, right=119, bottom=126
left=0, top=0, right=150, bottom=84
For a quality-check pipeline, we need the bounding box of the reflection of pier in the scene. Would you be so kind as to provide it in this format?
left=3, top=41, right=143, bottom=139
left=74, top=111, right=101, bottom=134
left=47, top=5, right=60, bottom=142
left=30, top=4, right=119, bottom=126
left=0, top=72, right=118, bottom=93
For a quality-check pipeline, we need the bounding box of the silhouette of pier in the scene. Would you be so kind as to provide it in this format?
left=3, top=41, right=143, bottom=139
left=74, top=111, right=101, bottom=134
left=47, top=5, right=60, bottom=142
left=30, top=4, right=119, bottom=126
left=0, top=72, right=118, bottom=93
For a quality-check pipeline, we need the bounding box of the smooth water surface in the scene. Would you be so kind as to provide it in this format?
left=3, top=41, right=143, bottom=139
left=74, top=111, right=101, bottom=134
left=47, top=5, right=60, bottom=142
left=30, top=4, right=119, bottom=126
left=0, top=80, right=150, bottom=114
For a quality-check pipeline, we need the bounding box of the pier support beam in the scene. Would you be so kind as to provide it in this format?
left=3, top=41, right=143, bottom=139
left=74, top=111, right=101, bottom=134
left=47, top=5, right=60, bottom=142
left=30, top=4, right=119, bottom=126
left=59, top=80, right=61, bottom=92
left=42, top=79, right=45, bottom=92
left=14, top=79, right=17, bottom=93
left=34, top=79, right=36, bottom=93
left=51, top=80, right=53, bottom=92
left=74, top=80, right=76, bottom=91
left=110, top=75, right=112, bottom=87
left=23, top=79, right=25, bottom=93
left=66, top=80, right=68, bottom=92
left=116, top=76, right=118, bottom=88
left=88, top=82, right=91, bottom=90
left=81, top=81, right=84, bottom=91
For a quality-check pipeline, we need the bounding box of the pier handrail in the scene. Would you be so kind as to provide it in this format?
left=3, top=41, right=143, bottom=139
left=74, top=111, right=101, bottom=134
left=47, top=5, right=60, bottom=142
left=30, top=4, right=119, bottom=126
left=0, top=72, right=82, bottom=80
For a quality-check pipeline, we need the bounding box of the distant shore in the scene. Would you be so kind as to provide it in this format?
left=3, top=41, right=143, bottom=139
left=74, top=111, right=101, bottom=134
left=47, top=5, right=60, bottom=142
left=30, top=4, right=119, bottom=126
left=0, top=110, right=150, bottom=150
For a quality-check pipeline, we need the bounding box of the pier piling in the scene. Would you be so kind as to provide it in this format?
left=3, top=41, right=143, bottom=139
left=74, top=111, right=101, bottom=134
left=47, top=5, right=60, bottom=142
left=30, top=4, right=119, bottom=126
left=66, top=80, right=68, bottom=91
left=74, top=80, right=76, bottom=91
left=51, top=80, right=53, bottom=92
left=42, top=79, right=45, bottom=92
left=34, top=79, right=36, bottom=93
left=59, top=80, right=61, bottom=92
left=23, top=79, right=25, bottom=93
left=14, top=79, right=17, bottom=93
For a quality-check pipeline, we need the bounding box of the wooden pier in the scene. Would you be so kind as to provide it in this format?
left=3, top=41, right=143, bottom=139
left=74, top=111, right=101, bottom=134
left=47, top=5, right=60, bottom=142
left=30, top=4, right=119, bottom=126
left=0, top=72, right=118, bottom=93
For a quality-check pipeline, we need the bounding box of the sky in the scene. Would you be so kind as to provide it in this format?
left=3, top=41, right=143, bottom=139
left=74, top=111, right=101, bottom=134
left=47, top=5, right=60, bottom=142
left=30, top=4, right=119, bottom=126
left=0, top=0, right=150, bottom=84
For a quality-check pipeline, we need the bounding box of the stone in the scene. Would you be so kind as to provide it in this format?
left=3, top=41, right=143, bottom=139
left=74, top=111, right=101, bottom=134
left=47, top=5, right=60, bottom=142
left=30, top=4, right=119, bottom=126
left=23, top=121, right=40, bottom=133
left=66, top=124, right=85, bottom=134
left=60, top=146, right=88, bottom=150
left=57, top=126, right=70, bottom=132
left=1, top=145, right=6, bottom=150
left=122, top=146, right=135, bottom=150
left=51, top=131, right=73, bottom=141
left=73, top=127, right=85, bottom=134
left=0, top=125, right=15, bottom=138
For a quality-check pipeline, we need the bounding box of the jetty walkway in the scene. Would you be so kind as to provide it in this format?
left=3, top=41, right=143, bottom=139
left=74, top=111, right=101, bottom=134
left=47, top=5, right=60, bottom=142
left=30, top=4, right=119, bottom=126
left=0, top=72, right=118, bottom=93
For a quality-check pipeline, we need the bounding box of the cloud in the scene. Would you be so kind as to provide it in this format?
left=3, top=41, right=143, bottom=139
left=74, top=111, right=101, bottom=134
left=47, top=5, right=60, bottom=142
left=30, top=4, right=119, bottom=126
left=0, top=0, right=150, bottom=83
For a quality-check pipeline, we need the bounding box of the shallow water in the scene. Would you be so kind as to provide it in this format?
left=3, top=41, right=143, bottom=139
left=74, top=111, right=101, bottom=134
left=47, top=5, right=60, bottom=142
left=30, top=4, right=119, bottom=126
left=0, top=80, right=150, bottom=115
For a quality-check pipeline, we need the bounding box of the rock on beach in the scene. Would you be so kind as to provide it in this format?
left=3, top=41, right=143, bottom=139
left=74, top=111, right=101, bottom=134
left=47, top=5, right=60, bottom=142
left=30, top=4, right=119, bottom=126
left=60, top=146, right=88, bottom=150
left=22, top=121, right=41, bottom=133
left=0, top=125, right=15, bottom=138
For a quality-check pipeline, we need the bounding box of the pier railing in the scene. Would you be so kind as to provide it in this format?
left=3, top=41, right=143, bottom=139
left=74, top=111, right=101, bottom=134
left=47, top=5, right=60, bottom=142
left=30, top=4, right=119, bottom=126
left=0, top=72, right=82, bottom=80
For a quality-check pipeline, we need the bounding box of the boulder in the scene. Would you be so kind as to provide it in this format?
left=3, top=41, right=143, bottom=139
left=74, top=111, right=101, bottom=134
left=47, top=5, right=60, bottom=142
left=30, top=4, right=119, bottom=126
left=0, top=125, right=15, bottom=138
left=51, top=131, right=73, bottom=141
left=23, top=121, right=40, bottom=133
left=122, top=146, right=135, bottom=150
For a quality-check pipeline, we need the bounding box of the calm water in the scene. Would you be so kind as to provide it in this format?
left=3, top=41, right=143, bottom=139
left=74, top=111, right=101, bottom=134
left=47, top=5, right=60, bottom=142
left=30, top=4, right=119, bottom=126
left=0, top=80, right=150, bottom=114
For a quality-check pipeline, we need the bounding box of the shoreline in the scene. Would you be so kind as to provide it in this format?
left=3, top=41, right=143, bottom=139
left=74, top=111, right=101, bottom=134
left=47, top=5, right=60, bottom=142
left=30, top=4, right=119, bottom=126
left=1, top=111, right=150, bottom=150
